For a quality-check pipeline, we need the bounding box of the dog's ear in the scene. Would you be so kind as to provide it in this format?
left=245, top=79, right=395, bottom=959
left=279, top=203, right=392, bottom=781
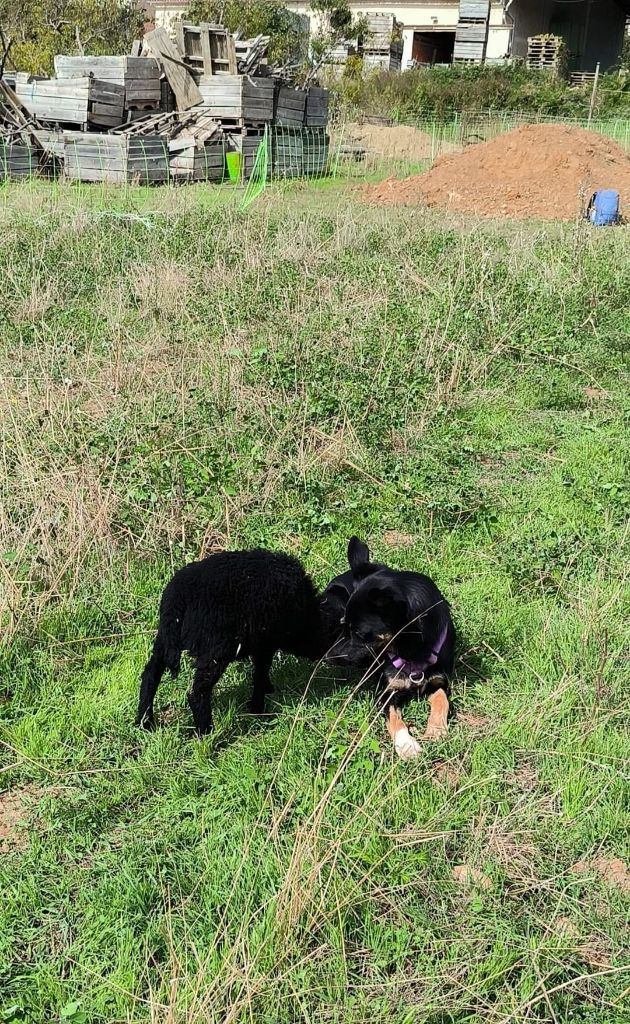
left=348, top=536, right=370, bottom=573
left=365, top=579, right=407, bottom=620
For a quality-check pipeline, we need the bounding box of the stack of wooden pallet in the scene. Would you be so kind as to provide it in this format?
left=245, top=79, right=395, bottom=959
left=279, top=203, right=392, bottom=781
left=53, top=56, right=161, bottom=119
left=2, top=15, right=331, bottom=186
left=454, top=0, right=490, bottom=63
left=527, top=35, right=569, bottom=77
left=235, top=35, right=271, bottom=75
left=15, top=73, right=125, bottom=128
left=362, top=13, right=403, bottom=72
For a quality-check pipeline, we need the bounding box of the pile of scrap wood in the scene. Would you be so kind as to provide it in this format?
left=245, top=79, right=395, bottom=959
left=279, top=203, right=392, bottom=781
left=0, top=18, right=330, bottom=185
left=0, top=78, right=45, bottom=179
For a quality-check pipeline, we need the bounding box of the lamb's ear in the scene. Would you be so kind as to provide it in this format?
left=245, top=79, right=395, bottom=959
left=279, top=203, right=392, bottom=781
left=321, top=583, right=350, bottom=606
left=348, top=536, right=370, bottom=573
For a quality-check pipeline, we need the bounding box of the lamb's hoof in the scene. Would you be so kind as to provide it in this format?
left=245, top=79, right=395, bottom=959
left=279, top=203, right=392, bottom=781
left=394, top=728, right=422, bottom=760
left=136, top=714, right=156, bottom=731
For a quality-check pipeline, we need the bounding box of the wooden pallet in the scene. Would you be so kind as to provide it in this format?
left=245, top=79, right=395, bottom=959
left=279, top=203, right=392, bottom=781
left=144, top=27, right=203, bottom=111
left=526, top=35, right=568, bottom=75
left=570, top=71, right=597, bottom=87
left=364, top=13, right=403, bottom=51
left=15, top=75, right=125, bottom=128
left=176, top=22, right=237, bottom=76
left=363, top=51, right=402, bottom=72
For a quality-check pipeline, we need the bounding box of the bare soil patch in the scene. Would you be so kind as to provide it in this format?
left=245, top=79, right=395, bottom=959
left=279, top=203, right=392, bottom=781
left=364, top=124, right=630, bottom=221
left=344, top=122, right=458, bottom=163
left=572, top=856, right=630, bottom=893
left=0, top=786, right=38, bottom=854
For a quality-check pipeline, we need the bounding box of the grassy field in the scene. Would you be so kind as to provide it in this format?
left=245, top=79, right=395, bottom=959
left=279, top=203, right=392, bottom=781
left=0, top=180, right=629, bottom=1024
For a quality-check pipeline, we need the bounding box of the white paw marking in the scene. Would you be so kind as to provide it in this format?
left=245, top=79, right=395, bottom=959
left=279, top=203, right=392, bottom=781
left=394, top=727, right=422, bottom=760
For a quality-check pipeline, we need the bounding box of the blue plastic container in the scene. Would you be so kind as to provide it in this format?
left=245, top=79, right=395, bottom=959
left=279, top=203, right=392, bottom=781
left=587, top=190, right=620, bottom=226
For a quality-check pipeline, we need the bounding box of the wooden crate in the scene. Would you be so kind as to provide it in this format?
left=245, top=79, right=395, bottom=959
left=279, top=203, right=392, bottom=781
left=274, top=86, right=306, bottom=127
left=305, top=87, right=329, bottom=127
left=168, top=135, right=225, bottom=181
left=302, top=129, right=329, bottom=177
left=54, top=56, right=161, bottom=111
left=0, top=142, right=41, bottom=179
left=271, top=128, right=303, bottom=179
left=198, top=75, right=274, bottom=123
left=15, top=75, right=125, bottom=128
left=63, top=134, right=169, bottom=183
left=225, top=129, right=265, bottom=180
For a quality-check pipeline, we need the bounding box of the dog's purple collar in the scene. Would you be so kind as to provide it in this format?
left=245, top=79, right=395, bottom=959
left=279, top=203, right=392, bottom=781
left=388, top=621, right=448, bottom=679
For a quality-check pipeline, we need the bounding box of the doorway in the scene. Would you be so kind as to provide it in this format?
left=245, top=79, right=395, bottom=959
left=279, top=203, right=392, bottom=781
left=412, top=31, right=456, bottom=65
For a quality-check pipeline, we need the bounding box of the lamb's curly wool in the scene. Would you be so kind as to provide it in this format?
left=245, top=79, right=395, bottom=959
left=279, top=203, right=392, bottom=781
left=136, top=549, right=329, bottom=734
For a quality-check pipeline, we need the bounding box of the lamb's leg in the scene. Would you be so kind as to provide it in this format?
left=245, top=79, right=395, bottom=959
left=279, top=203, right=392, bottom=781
left=136, top=639, right=166, bottom=729
left=250, top=648, right=275, bottom=715
left=385, top=698, right=421, bottom=761
left=188, top=654, right=229, bottom=736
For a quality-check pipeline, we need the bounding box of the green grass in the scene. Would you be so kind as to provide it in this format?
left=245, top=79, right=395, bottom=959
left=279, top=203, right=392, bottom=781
left=0, top=181, right=629, bottom=1024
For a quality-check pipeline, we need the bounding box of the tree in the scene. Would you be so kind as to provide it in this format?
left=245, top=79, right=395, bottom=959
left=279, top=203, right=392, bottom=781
left=308, top=0, right=369, bottom=69
left=0, top=0, right=144, bottom=76
left=185, top=0, right=308, bottom=64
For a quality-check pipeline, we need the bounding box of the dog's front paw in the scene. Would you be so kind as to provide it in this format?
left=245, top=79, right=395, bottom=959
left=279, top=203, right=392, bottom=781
left=394, top=727, right=422, bottom=760
left=423, top=718, right=449, bottom=740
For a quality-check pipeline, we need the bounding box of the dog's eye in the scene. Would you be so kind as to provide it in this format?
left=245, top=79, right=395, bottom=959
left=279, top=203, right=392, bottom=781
left=339, top=616, right=345, bottom=625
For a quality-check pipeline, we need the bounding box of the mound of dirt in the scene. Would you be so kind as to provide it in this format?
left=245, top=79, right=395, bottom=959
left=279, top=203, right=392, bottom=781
left=363, top=124, right=630, bottom=220
left=344, top=122, right=457, bottom=162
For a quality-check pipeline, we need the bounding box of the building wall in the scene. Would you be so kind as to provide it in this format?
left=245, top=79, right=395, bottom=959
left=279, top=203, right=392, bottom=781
left=289, top=1, right=509, bottom=66
left=574, top=0, right=626, bottom=70
left=153, top=2, right=189, bottom=34
left=507, top=0, right=553, bottom=58
left=509, top=0, right=626, bottom=70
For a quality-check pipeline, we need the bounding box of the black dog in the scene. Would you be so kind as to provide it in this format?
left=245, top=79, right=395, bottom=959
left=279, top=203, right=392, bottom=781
left=330, top=537, right=455, bottom=759
left=137, top=548, right=333, bottom=734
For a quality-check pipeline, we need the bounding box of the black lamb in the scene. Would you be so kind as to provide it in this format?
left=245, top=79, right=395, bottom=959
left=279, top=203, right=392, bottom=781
left=136, top=548, right=334, bottom=734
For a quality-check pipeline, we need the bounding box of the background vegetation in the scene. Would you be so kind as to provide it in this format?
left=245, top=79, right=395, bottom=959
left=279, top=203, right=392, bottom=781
left=332, top=63, right=630, bottom=121
left=0, top=181, right=628, bottom=1023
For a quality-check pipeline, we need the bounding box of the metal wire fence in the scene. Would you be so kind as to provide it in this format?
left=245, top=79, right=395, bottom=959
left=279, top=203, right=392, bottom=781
left=1, top=111, right=630, bottom=207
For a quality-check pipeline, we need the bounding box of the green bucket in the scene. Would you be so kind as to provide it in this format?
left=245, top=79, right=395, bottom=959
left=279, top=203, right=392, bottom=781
left=226, top=151, right=242, bottom=183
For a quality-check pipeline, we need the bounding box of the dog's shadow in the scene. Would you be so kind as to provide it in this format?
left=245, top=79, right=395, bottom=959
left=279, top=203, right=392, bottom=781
left=152, top=637, right=493, bottom=746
